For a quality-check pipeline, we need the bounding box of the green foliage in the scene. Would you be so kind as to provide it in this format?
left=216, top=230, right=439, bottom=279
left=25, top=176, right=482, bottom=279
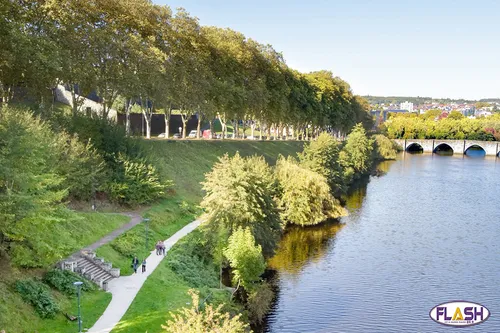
left=15, top=279, right=59, bottom=318
left=246, top=282, right=274, bottom=324
left=201, top=153, right=281, bottom=255
left=386, top=112, right=500, bottom=141
left=275, top=157, right=346, bottom=226
left=339, top=123, right=374, bottom=183
left=55, top=133, right=106, bottom=200
left=108, top=153, right=170, bottom=205
left=163, top=289, right=249, bottom=333
left=166, top=230, right=219, bottom=288
left=224, top=227, right=266, bottom=289
left=373, top=134, right=398, bottom=160
left=44, top=269, right=96, bottom=295
left=299, top=132, right=345, bottom=196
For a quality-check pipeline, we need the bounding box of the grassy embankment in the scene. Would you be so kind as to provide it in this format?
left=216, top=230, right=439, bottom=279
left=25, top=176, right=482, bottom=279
left=99, top=140, right=304, bottom=333
left=0, top=213, right=129, bottom=333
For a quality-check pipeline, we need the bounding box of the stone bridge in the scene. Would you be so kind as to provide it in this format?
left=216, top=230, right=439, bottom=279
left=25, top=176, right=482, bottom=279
left=393, top=139, right=500, bottom=156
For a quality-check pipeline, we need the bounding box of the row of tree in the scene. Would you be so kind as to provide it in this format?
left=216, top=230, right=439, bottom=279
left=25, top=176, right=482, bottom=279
left=384, top=112, right=500, bottom=141
left=1, top=0, right=372, bottom=139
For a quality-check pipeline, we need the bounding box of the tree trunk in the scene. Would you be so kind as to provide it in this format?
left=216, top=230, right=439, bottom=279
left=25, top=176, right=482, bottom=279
left=181, top=112, right=188, bottom=139
left=259, top=118, right=263, bottom=140
left=218, top=113, right=226, bottom=140
left=196, top=113, right=202, bottom=139
left=125, top=98, right=132, bottom=136
left=164, top=104, right=172, bottom=139
left=233, top=120, right=238, bottom=139
left=251, top=121, right=255, bottom=140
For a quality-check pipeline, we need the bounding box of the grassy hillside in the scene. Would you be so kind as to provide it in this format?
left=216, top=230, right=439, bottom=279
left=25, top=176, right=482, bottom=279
left=0, top=213, right=129, bottom=333
left=97, top=140, right=303, bottom=275
left=98, top=140, right=304, bottom=333
left=141, top=140, right=304, bottom=201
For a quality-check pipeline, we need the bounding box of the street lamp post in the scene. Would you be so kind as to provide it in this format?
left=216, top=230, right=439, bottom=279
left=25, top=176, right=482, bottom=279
left=74, top=281, right=83, bottom=333
left=143, top=218, right=150, bottom=250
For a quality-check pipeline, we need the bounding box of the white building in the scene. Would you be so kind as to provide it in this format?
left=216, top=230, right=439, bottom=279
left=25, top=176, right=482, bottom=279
left=400, top=101, right=414, bottom=112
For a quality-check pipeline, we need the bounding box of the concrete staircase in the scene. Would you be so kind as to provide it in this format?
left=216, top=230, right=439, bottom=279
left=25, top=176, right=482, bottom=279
left=59, top=251, right=120, bottom=290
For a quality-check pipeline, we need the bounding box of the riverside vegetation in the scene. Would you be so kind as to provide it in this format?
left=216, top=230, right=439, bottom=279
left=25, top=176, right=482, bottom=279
left=1, top=0, right=397, bottom=331
left=0, top=103, right=396, bottom=332
left=113, top=126, right=398, bottom=333
left=384, top=110, right=500, bottom=141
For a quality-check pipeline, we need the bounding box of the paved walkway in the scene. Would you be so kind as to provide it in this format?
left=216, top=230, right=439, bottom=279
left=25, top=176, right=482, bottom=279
left=82, top=212, right=144, bottom=252
left=88, top=219, right=202, bottom=333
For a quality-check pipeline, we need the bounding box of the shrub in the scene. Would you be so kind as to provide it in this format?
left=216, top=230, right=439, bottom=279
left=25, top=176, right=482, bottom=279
left=166, top=230, right=219, bottom=288
left=373, top=134, right=398, bottom=160
left=224, top=227, right=265, bottom=289
left=15, top=279, right=59, bottom=318
left=201, top=153, right=281, bottom=255
left=298, top=132, right=345, bottom=196
left=247, top=282, right=274, bottom=324
left=111, top=227, right=153, bottom=257
left=163, top=289, right=249, bottom=333
left=44, top=269, right=96, bottom=294
left=55, top=133, right=106, bottom=200
left=275, top=157, right=346, bottom=226
left=339, top=123, right=374, bottom=183
left=108, top=153, right=171, bottom=205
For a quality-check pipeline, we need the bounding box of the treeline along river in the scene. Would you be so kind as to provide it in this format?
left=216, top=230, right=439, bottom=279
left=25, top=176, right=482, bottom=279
left=263, top=153, right=500, bottom=332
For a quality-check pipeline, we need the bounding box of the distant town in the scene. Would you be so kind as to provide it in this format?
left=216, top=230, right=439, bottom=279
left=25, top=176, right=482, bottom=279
left=365, top=96, right=500, bottom=124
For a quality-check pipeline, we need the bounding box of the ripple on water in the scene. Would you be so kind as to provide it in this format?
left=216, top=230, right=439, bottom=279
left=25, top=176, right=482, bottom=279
left=264, top=154, right=500, bottom=333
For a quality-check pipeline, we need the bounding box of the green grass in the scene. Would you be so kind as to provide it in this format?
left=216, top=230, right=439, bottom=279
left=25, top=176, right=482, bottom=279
left=96, top=197, right=198, bottom=276
left=107, top=140, right=303, bottom=333
left=0, top=276, right=111, bottom=333
left=111, top=261, right=192, bottom=333
left=139, top=140, right=304, bottom=201
left=111, top=231, right=231, bottom=333
left=0, top=211, right=129, bottom=332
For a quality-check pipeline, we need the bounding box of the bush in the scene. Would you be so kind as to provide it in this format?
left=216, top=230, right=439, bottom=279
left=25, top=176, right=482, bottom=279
left=111, top=227, right=153, bottom=257
left=373, top=134, right=398, bottom=160
left=163, top=289, right=249, bottom=333
left=201, top=153, right=281, bottom=255
left=298, top=132, right=345, bottom=196
left=108, top=153, right=171, bottom=205
left=44, top=269, right=96, bottom=294
left=166, top=230, right=219, bottom=288
left=275, top=157, right=346, bottom=226
left=15, top=279, right=59, bottom=318
left=339, top=123, right=374, bottom=183
left=247, top=282, right=274, bottom=324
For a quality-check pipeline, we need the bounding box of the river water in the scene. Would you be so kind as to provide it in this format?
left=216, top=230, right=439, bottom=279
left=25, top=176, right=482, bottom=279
left=264, top=153, right=500, bottom=332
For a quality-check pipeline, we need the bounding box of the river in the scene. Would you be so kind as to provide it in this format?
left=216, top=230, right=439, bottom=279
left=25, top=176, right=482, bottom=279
left=263, top=153, right=500, bottom=332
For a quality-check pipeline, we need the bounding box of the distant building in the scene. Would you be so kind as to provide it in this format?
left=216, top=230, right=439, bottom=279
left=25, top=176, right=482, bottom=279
left=400, top=101, right=414, bottom=112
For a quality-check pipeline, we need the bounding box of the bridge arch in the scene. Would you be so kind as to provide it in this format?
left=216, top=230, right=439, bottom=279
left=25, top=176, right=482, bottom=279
left=465, top=145, right=486, bottom=157
left=406, top=142, right=423, bottom=153
left=433, top=143, right=454, bottom=154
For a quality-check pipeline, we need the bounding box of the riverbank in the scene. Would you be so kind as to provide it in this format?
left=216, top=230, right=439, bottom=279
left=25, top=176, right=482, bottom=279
left=0, top=139, right=303, bottom=333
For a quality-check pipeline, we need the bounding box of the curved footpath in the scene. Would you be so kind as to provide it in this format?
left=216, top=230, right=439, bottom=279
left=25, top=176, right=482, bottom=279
left=88, top=219, right=202, bottom=333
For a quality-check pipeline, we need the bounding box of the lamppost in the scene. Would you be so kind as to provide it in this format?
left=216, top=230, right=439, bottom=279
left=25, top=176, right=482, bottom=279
left=143, top=218, right=150, bottom=250
left=74, top=281, right=83, bottom=333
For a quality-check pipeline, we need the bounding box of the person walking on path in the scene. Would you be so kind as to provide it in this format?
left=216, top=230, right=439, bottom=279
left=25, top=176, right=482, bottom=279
left=155, top=241, right=160, bottom=255
left=131, top=256, right=139, bottom=274
left=141, top=258, right=147, bottom=273
left=161, top=241, right=166, bottom=255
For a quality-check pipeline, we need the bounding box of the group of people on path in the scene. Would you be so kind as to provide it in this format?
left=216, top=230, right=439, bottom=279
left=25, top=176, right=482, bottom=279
left=131, top=256, right=146, bottom=274
left=155, top=240, right=166, bottom=255
left=130, top=240, right=166, bottom=274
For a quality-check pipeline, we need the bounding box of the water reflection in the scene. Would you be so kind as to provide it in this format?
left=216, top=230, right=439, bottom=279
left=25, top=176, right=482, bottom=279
left=268, top=222, right=344, bottom=275
left=265, top=154, right=500, bottom=332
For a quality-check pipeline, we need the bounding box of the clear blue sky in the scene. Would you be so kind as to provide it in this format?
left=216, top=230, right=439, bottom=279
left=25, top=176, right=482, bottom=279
left=155, top=0, right=499, bottom=100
